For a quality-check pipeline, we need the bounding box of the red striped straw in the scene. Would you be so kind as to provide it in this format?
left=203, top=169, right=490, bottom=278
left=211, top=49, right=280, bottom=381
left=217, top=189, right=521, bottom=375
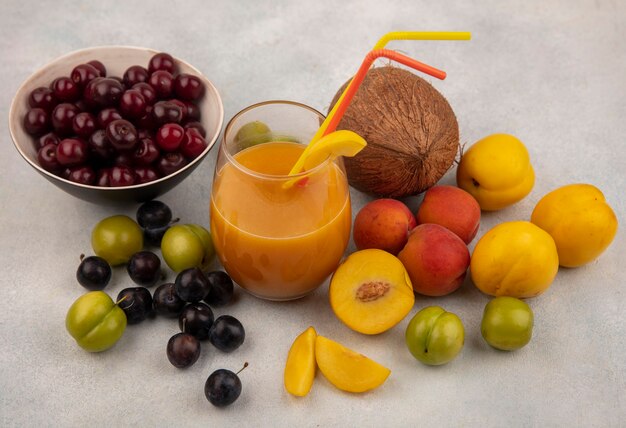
left=322, top=49, right=447, bottom=137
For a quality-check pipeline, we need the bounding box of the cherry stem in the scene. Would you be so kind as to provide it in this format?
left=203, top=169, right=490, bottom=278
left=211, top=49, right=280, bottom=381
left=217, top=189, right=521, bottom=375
left=116, top=294, right=130, bottom=306
left=79, top=253, right=85, bottom=261
left=236, top=362, right=249, bottom=375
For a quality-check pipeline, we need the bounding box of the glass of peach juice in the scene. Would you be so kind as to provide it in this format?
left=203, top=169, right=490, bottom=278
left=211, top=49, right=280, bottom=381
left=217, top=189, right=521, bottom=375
left=210, top=101, right=352, bottom=301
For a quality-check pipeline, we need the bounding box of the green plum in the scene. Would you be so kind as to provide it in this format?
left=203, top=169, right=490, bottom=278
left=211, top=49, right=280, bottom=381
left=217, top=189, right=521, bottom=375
left=91, top=215, right=143, bottom=266
left=481, top=297, right=533, bottom=351
left=234, top=121, right=272, bottom=148
left=66, top=291, right=127, bottom=352
left=161, top=224, right=215, bottom=272
left=405, top=306, right=465, bottom=366
left=186, top=224, right=215, bottom=270
left=271, top=134, right=301, bottom=143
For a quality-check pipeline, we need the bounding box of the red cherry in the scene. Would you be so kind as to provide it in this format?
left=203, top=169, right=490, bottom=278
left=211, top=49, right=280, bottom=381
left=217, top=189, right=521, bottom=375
left=156, top=152, right=187, bottom=176
left=134, top=166, right=160, bottom=183
left=72, top=112, right=97, bottom=138
left=148, top=52, right=178, bottom=74
left=133, top=138, right=160, bottom=165
left=148, top=70, right=174, bottom=99
left=174, top=73, right=205, bottom=101
left=37, top=143, right=61, bottom=172
left=71, top=64, right=100, bottom=88
left=180, top=129, right=208, bottom=159
left=109, top=166, right=136, bottom=187
left=106, top=119, right=138, bottom=151
left=184, top=102, right=201, bottom=121
left=56, top=138, right=88, bottom=166
left=156, top=123, right=185, bottom=151
left=132, top=82, right=157, bottom=105
left=119, top=89, right=147, bottom=119
left=97, top=108, right=123, bottom=128
left=87, top=60, right=106, bottom=77
left=36, top=132, right=60, bottom=150
left=28, top=87, right=57, bottom=111
left=183, top=121, right=206, bottom=138
left=66, top=166, right=96, bottom=185
left=96, top=168, right=112, bottom=186
left=51, top=103, right=79, bottom=136
left=123, top=65, right=149, bottom=87
left=23, top=108, right=51, bottom=136
left=88, top=129, right=115, bottom=162
left=51, top=76, right=80, bottom=102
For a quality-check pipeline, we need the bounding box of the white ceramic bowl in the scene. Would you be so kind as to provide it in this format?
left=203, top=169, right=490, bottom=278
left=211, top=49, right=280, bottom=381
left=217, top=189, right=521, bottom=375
left=9, top=46, right=224, bottom=204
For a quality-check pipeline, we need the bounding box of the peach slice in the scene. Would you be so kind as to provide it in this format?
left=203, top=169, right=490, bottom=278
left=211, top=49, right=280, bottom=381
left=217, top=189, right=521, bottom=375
left=288, top=130, right=367, bottom=175
left=315, top=335, right=390, bottom=393
left=329, top=249, right=414, bottom=335
left=284, top=326, right=317, bottom=397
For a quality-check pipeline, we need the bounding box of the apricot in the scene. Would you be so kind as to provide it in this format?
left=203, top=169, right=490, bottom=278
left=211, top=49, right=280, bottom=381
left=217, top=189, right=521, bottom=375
left=456, top=134, right=535, bottom=211
left=315, top=335, right=390, bottom=393
left=284, top=326, right=317, bottom=397
left=329, top=249, right=414, bottom=335
left=416, top=185, right=481, bottom=244
left=353, top=199, right=417, bottom=255
left=471, top=221, right=559, bottom=298
left=397, top=224, right=470, bottom=297
left=531, top=184, right=618, bottom=267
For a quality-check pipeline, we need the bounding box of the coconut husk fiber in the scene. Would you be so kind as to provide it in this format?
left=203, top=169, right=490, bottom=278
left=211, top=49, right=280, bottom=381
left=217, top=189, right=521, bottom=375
left=329, top=65, right=459, bottom=198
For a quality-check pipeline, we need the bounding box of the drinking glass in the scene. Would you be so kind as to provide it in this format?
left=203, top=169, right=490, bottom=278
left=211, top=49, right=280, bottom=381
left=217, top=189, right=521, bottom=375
left=210, top=101, right=351, bottom=300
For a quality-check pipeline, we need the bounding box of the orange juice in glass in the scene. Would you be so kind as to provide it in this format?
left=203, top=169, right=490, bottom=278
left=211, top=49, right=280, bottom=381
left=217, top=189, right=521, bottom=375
left=210, top=101, right=351, bottom=300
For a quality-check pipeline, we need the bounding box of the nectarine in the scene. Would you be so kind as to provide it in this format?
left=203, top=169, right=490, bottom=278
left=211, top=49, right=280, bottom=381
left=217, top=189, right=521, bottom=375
left=353, top=199, right=416, bottom=255
left=397, top=224, right=470, bottom=296
left=416, top=185, right=481, bottom=244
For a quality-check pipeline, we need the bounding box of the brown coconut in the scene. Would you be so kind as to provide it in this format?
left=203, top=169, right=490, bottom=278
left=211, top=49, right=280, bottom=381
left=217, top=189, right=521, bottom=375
left=329, top=66, right=459, bottom=198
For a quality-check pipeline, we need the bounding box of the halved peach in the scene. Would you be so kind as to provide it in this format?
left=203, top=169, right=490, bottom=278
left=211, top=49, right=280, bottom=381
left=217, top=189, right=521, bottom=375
left=284, top=326, right=317, bottom=397
left=329, top=249, right=414, bottom=334
left=315, top=335, right=390, bottom=393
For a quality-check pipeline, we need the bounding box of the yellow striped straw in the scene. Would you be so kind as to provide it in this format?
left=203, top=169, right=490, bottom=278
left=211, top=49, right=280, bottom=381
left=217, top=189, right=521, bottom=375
left=373, top=31, right=471, bottom=49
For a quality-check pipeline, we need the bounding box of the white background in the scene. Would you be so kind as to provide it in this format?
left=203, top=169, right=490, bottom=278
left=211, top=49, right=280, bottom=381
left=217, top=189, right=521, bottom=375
left=1, top=0, right=624, bottom=426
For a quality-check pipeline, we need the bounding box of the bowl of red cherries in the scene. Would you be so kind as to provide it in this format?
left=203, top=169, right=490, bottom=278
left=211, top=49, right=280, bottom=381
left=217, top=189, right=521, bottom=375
left=9, top=46, right=224, bottom=204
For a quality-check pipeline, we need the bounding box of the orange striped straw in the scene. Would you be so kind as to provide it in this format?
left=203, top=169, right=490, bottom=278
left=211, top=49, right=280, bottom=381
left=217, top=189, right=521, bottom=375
left=322, top=49, right=446, bottom=137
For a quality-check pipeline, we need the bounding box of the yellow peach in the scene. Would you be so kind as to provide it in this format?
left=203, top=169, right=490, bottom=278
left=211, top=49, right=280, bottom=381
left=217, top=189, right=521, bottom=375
left=531, top=184, right=618, bottom=267
left=329, top=249, right=414, bottom=335
left=284, top=326, right=317, bottom=397
left=471, top=221, right=559, bottom=298
left=315, top=335, right=390, bottom=393
left=456, top=134, right=535, bottom=211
